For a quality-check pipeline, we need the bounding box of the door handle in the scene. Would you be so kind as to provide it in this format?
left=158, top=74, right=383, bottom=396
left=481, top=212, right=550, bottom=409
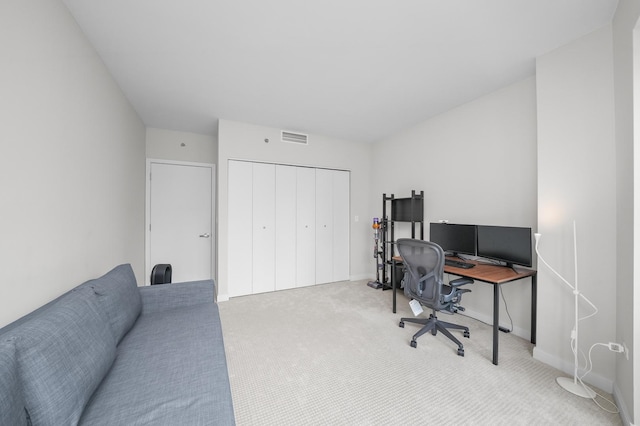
left=199, top=233, right=211, bottom=238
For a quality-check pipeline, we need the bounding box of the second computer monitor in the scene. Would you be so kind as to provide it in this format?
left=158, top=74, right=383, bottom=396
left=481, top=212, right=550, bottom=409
left=476, top=225, right=532, bottom=267
left=429, top=223, right=477, bottom=257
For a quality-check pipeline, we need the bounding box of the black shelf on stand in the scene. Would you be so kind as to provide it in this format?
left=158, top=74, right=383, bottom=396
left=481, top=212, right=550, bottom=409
left=379, top=190, right=424, bottom=290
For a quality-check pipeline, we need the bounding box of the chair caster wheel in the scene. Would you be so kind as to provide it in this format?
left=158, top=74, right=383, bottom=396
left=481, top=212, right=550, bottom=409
left=457, top=348, right=464, bottom=357
left=399, top=321, right=404, bottom=328
left=410, top=340, right=417, bottom=348
left=464, top=330, right=470, bottom=338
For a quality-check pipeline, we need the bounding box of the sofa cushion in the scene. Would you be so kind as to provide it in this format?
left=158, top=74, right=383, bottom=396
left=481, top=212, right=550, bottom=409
left=0, top=338, right=27, bottom=425
left=88, top=264, right=141, bottom=344
left=15, top=286, right=116, bottom=426
left=80, top=303, right=235, bottom=425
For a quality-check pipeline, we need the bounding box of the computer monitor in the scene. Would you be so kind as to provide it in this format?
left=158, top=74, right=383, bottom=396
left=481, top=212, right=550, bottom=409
left=476, top=225, right=532, bottom=268
left=429, top=223, right=477, bottom=257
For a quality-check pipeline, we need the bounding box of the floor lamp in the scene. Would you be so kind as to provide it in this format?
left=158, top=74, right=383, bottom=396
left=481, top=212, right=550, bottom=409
left=534, top=221, right=597, bottom=398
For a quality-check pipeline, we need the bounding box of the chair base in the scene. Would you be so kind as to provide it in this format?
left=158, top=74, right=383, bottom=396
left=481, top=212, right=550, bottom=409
left=399, top=313, right=470, bottom=356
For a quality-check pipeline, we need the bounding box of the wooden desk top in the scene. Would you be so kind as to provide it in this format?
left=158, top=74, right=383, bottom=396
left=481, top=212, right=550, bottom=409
left=392, top=256, right=536, bottom=285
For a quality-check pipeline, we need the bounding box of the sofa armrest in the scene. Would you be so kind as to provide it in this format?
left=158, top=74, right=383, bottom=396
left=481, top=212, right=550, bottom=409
left=139, top=280, right=215, bottom=314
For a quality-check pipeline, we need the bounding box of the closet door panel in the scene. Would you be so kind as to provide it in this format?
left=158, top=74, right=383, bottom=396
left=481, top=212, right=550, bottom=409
left=296, top=167, right=316, bottom=287
left=315, top=169, right=334, bottom=284
left=252, top=163, right=276, bottom=294
left=228, top=160, right=253, bottom=297
left=275, top=165, right=297, bottom=290
left=332, top=170, right=350, bottom=281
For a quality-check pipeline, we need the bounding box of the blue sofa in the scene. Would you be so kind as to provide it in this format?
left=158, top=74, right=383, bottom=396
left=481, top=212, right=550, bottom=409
left=0, top=264, right=235, bottom=425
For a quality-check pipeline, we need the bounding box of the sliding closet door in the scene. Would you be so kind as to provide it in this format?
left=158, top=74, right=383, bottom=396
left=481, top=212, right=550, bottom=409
left=332, top=170, right=350, bottom=281
left=228, top=161, right=349, bottom=296
left=252, top=163, right=276, bottom=294
left=315, top=169, right=334, bottom=284
left=228, top=160, right=253, bottom=297
left=296, top=167, right=316, bottom=287
left=275, top=165, right=297, bottom=290
left=316, top=169, right=350, bottom=284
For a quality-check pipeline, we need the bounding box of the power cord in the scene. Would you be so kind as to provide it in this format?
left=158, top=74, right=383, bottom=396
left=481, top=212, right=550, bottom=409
left=499, top=284, right=514, bottom=332
left=574, top=342, right=619, bottom=414
left=445, top=270, right=514, bottom=333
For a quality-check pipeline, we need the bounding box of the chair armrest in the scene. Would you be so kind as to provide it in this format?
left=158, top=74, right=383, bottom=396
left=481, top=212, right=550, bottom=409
left=450, top=277, right=473, bottom=287
left=139, top=280, right=215, bottom=314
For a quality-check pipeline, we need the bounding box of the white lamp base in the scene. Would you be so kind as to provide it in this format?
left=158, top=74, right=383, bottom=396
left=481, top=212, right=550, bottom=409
left=556, top=377, right=596, bottom=398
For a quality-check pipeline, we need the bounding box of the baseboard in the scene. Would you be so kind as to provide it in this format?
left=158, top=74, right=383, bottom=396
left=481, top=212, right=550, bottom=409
left=461, top=308, right=530, bottom=341
left=218, top=278, right=372, bottom=301
left=532, top=346, right=614, bottom=394
left=612, top=382, right=634, bottom=426
left=350, top=273, right=374, bottom=281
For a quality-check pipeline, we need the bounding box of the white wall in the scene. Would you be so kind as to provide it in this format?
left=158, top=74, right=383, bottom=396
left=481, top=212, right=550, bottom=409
left=633, top=24, right=640, bottom=426
left=613, top=0, right=640, bottom=422
left=535, top=26, right=618, bottom=393
left=371, top=78, right=538, bottom=338
left=146, top=127, right=217, bottom=164
left=0, top=0, right=146, bottom=327
left=217, top=119, right=372, bottom=300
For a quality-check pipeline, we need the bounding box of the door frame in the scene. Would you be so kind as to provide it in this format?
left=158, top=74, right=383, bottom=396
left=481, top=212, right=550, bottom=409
left=145, top=158, right=216, bottom=286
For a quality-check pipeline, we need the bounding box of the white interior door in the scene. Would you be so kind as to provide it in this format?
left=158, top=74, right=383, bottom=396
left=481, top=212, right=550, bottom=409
left=148, top=161, right=213, bottom=284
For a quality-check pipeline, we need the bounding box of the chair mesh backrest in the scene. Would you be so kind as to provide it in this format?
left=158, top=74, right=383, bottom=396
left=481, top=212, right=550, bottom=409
left=397, top=239, right=445, bottom=309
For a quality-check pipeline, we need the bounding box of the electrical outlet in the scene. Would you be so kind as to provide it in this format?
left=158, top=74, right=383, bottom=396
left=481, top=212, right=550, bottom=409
left=608, top=342, right=624, bottom=353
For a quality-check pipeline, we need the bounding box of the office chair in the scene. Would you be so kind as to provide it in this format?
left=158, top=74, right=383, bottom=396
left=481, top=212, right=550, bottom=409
left=397, top=238, right=473, bottom=356
left=150, top=264, right=172, bottom=285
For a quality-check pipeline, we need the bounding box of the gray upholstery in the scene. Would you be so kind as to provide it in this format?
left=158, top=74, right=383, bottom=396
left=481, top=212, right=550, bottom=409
left=87, top=263, right=142, bottom=344
left=0, top=338, right=27, bottom=426
left=139, top=279, right=214, bottom=314
left=15, top=286, right=117, bottom=426
left=80, top=303, right=235, bottom=425
left=397, top=238, right=473, bottom=356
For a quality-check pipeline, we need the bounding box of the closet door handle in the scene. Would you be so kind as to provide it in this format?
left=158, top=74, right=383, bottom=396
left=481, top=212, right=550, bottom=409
left=199, top=233, right=211, bottom=238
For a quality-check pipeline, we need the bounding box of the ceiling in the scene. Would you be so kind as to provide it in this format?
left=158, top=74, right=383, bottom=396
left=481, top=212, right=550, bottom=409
left=61, top=0, right=618, bottom=144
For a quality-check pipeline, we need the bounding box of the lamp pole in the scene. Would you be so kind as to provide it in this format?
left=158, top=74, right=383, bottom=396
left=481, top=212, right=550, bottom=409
left=535, top=221, right=595, bottom=398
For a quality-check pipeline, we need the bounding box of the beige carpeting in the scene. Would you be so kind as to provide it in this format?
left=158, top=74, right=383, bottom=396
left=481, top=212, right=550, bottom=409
left=218, top=281, right=621, bottom=425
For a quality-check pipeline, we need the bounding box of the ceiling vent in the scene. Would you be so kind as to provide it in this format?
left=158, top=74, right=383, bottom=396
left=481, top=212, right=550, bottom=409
left=281, top=130, right=308, bottom=145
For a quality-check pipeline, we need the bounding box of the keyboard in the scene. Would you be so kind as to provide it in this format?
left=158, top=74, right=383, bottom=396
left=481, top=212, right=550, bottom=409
left=445, top=259, right=475, bottom=269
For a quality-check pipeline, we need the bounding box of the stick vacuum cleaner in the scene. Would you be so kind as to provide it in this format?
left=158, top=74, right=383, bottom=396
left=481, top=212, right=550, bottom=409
left=367, top=217, right=384, bottom=289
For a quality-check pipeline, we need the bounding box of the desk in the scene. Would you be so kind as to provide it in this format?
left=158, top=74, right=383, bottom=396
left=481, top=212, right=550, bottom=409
left=391, top=256, right=537, bottom=365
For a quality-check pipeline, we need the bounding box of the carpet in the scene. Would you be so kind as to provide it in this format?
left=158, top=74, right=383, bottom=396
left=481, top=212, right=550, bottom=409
left=219, top=280, right=621, bottom=425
